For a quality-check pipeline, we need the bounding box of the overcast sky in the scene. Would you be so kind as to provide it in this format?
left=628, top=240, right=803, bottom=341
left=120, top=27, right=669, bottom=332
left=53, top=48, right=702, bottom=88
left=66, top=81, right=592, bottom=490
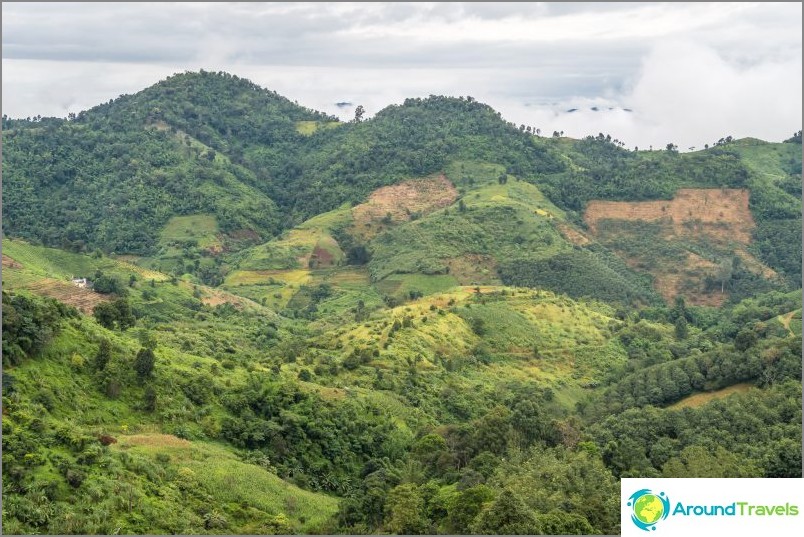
left=2, top=2, right=801, bottom=150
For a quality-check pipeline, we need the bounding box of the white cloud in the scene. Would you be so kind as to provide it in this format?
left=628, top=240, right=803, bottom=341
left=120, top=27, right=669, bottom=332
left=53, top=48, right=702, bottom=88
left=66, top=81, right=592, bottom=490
left=1, top=2, right=801, bottom=149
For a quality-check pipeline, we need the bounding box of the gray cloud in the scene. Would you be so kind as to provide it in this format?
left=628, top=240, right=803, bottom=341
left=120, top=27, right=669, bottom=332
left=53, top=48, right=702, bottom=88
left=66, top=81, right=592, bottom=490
left=2, top=2, right=800, bottom=149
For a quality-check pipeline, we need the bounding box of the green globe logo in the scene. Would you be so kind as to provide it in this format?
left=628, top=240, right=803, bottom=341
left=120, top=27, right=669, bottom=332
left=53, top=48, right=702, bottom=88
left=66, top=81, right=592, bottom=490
left=634, top=494, right=664, bottom=524
left=628, top=489, right=670, bottom=531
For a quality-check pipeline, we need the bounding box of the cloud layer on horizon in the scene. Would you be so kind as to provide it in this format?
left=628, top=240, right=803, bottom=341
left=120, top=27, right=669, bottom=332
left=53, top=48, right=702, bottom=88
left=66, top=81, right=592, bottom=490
left=2, top=2, right=801, bottom=149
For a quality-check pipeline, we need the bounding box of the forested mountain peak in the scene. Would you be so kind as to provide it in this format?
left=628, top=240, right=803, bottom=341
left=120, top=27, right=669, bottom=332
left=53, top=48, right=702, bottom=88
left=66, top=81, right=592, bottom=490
left=76, top=70, right=332, bottom=126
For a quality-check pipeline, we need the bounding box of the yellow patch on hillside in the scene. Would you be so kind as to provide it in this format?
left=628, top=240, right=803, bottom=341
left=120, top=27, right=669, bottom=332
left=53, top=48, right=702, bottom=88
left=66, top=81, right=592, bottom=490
left=669, top=383, right=754, bottom=409
left=324, top=267, right=371, bottom=286
left=197, top=287, right=259, bottom=309
left=734, top=247, right=778, bottom=279
left=584, top=188, right=755, bottom=245
left=226, top=269, right=312, bottom=286
left=351, top=174, right=458, bottom=240
left=117, top=434, right=192, bottom=449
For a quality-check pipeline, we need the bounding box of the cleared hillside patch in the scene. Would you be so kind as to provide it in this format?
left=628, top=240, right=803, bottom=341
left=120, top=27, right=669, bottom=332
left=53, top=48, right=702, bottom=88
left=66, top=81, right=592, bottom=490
left=159, top=214, right=222, bottom=254
left=669, top=383, right=755, bottom=409
left=585, top=188, right=755, bottom=244
left=584, top=188, right=769, bottom=305
left=351, top=174, right=458, bottom=240
left=295, top=120, right=341, bottom=136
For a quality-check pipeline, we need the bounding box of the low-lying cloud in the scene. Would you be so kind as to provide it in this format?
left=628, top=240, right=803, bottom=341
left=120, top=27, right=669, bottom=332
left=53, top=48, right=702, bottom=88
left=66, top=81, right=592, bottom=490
left=2, top=2, right=800, bottom=149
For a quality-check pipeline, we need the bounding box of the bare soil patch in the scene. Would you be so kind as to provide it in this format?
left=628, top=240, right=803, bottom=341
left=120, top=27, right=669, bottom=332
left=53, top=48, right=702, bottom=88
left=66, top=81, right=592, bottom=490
left=24, top=278, right=112, bottom=313
left=584, top=188, right=754, bottom=245
left=351, top=174, right=458, bottom=240
left=556, top=223, right=591, bottom=246
left=311, top=245, right=334, bottom=267
left=584, top=189, right=758, bottom=306
left=651, top=253, right=726, bottom=307
left=2, top=254, right=23, bottom=269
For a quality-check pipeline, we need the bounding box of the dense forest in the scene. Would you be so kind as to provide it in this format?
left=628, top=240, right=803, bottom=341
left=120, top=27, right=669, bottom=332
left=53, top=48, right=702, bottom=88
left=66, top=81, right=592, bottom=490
left=2, top=71, right=801, bottom=535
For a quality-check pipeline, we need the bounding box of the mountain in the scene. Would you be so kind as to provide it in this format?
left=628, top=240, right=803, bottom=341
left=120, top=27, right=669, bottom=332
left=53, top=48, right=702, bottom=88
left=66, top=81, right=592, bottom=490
left=2, top=71, right=801, bottom=535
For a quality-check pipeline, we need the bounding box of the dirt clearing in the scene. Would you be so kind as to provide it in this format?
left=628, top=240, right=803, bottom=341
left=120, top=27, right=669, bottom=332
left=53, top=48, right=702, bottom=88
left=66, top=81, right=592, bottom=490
left=351, top=174, right=458, bottom=240
left=584, top=188, right=754, bottom=245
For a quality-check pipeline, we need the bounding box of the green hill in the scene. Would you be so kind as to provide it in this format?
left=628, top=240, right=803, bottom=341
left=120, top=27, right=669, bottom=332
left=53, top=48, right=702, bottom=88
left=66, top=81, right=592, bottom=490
left=2, top=72, right=801, bottom=535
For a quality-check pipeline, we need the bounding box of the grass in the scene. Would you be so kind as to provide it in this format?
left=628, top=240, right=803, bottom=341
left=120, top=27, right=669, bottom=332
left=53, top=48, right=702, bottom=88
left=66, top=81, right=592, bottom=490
left=159, top=214, right=221, bottom=251
left=374, top=274, right=459, bottom=300
left=295, top=120, right=341, bottom=136
left=297, top=204, right=353, bottom=232
left=730, top=139, right=802, bottom=183
left=114, top=437, right=339, bottom=533
left=234, top=229, right=320, bottom=271
left=444, top=160, right=506, bottom=190
left=669, top=383, right=755, bottom=409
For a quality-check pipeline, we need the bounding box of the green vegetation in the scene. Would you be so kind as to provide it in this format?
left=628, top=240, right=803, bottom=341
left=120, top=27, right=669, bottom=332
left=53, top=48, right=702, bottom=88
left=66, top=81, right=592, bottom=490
left=2, top=71, right=800, bottom=535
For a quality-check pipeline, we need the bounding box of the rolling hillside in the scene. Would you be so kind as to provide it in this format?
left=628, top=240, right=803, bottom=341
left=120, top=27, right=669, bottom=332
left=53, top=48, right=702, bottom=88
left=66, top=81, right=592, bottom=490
left=2, top=71, right=801, bottom=535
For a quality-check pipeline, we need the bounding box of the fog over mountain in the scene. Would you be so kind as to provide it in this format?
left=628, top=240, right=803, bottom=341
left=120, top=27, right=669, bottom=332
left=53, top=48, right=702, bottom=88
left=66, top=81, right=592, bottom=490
left=2, top=2, right=801, bottom=149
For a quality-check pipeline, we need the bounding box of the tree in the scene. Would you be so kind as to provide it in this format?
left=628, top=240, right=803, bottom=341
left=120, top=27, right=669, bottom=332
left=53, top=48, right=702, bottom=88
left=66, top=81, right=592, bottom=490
left=298, top=368, right=313, bottom=381
left=447, top=485, right=495, bottom=533
left=470, top=489, right=541, bottom=534
left=353, top=105, right=365, bottom=123
left=94, top=339, right=112, bottom=371
left=472, top=406, right=511, bottom=455
left=93, top=302, right=117, bottom=329
left=662, top=445, right=761, bottom=477
left=93, top=272, right=125, bottom=295
left=143, top=385, right=157, bottom=411
left=470, top=317, right=486, bottom=336
left=134, top=347, right=156, bottom=379
left=716, top=258, right=734, bottom=293
left=384, top=483, right=429, bottom=534
left=114, top=299, right=136, bottom=330
left=537, top=511, right=594, bottom=535
left=734, top=328, right=757, bottom=351
left=674, top=316, right=689, bottom=340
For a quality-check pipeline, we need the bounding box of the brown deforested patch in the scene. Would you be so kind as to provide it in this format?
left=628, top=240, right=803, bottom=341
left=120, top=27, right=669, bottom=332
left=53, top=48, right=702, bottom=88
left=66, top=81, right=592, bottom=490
left=584, top=188, right=755, bottom=245
left=98, top=435, right=118, bottom=446
left=584, top=189, right=759, bottom=306
left=225, top=229, right=261, bottom=243
left=556, top=223, right=591, bottom=246
left=444, top=254, right=500, bottom=285
left=651, top=253, right=726, bottom=307
left=2, top=254, right=23, bottom=269
left=351, top=174, right=458, bottom=240
left=310, top=245, right=334, bottom=267
left=206, top=244, right=224, bottom=256
left=22, top=278, right=113, bottom=314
